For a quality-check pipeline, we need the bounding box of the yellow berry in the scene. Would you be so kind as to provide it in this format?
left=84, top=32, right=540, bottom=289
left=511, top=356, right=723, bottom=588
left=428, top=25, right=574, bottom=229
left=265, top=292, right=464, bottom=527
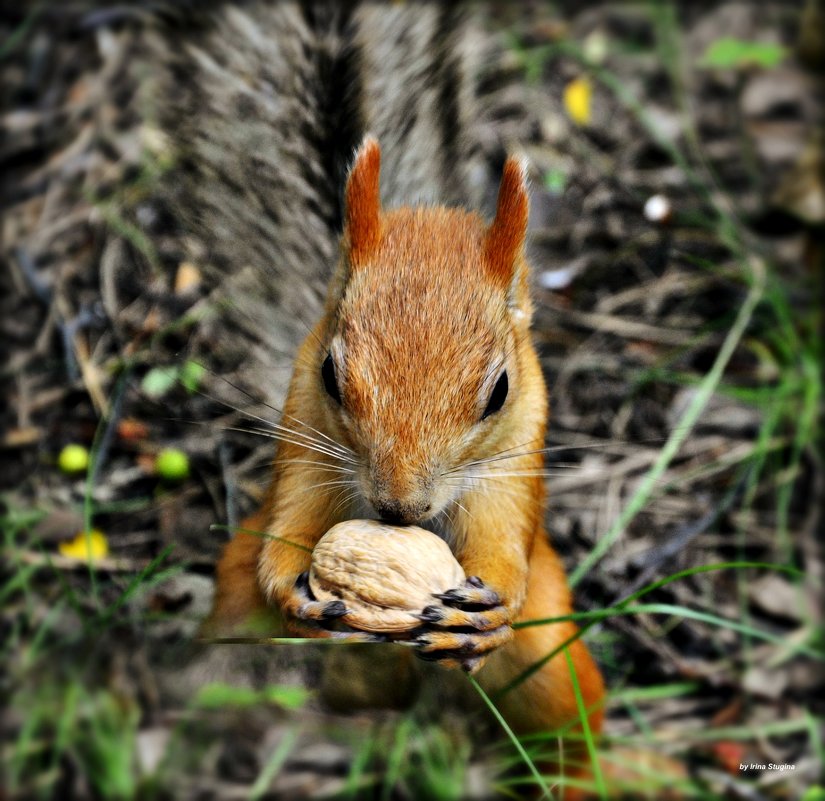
left=156, top=448, right=190, bottom=481
left=58, top=444, right=90, bottom=474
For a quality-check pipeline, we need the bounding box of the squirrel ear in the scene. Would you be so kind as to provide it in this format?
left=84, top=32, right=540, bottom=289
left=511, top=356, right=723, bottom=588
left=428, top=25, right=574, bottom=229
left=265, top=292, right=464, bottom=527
left=345, top=135, right=382, bottom=266
left=484, top=156, right=529, bottom=288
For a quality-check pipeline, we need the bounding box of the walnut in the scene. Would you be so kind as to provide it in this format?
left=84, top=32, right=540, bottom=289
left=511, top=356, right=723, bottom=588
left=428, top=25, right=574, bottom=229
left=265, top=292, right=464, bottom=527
left=309, top=519, right=465, bottom=634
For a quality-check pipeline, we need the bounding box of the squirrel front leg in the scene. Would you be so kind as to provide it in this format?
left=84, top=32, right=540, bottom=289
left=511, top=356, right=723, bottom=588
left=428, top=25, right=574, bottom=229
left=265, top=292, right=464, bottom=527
left=255, top=444, right=368, bottom=639
left=200, top=504, right=277, bottom=638
left=415, top=485, right=540, bottom=672
left=199, top=442, right=346, bottom=639
left=199, top=475, right=341, bottom=640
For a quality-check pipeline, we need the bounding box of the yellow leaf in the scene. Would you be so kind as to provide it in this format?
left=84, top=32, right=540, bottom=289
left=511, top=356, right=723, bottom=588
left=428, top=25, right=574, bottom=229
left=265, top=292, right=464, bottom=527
left=59, top=529, right=109, bottom=561
left=563, top=77, right=592, bottom=126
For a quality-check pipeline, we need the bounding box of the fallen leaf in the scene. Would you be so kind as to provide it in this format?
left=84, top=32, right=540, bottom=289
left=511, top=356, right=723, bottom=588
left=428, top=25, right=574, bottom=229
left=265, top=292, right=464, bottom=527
left=2, top=427, right=42, bottom=448
left=136, top=453, right=156, bottom=473
left=582, top=29, right=609, bottom=65
left=711, top=740, right=747, bottom=774
left=136, top=728, right=172, bottom=776
left=118, top=418, right=150, bottom=442
left=563, top=77, right=591, bottom=126
left=174, top=261, right=202, bottom=295
left=141, top=365, right=178, bottom=399
left=773, top=134, right=825, bottom=224
left=58, top=529, right=109, bottom=561
left=742, top=664, right=788, bottom=699
left=700, top=37, right=785, bottom=69
left=748, top=572, right=804, bottom=621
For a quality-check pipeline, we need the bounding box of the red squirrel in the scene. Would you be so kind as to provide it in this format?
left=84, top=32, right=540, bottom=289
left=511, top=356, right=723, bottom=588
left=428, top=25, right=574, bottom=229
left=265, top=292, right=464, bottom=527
left=204, top=137, right=605, bottom=795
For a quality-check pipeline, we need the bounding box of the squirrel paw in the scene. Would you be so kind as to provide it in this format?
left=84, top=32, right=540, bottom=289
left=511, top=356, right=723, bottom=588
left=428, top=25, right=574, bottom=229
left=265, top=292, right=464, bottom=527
left=284, top=572, right=385, bottom=642
left=413, top=577, right=513, bottom=673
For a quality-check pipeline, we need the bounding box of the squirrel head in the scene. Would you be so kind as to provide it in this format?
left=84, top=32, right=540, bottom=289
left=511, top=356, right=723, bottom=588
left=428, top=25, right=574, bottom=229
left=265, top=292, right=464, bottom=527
left=319, top=136, right=544, bottom=525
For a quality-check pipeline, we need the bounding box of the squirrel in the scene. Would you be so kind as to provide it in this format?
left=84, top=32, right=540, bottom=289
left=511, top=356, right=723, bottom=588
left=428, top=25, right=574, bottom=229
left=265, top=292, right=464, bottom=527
left=204, top=136, right=606, bottom=794
left=145, top=2, right=606, bottom=795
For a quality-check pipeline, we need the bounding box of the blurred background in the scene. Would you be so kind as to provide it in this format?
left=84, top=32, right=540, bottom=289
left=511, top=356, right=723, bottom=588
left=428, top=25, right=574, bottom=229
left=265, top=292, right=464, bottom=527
left=1, top=1, right=822, bottom=799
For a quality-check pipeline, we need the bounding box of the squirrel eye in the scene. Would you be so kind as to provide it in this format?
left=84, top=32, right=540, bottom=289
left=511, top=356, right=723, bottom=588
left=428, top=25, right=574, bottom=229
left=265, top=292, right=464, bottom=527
left=482, top=371, right=508, bottom=420
left=321, top=353, right=342, bottom=405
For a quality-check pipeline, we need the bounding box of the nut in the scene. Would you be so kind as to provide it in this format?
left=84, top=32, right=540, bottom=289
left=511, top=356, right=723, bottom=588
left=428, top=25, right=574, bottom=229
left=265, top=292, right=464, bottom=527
left=309, top=519, right=465, bottom=634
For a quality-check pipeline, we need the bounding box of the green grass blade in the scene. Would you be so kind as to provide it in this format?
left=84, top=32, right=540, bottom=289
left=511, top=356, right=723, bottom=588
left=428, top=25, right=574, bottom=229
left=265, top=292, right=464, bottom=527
left=570, top=259, right=767, bottom=587
left=249, top=727, right=300, bottom=801
left=563, top=648, right=606, bottom=799
left=504, top=561, right=811, bottom=698
left=382, top=718, right=413, bottom=801
left=468, top=675, right=554, bottom=800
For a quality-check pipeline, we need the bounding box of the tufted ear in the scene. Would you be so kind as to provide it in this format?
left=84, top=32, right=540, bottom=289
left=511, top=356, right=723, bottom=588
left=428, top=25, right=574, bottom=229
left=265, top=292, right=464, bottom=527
left=345, top=135, right=382, bottom=267
left=484, top=157, right=529, bottom=289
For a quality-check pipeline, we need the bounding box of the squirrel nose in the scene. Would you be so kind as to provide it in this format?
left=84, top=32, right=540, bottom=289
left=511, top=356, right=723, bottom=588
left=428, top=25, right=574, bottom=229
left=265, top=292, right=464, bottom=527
left=373, top=499, right=432, bottom=525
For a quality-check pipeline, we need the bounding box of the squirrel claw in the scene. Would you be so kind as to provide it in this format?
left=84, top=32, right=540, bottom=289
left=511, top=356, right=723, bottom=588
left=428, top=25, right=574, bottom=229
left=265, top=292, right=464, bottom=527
left=413, top=625, right=513, bottom=667
left=285, top=572, right=351, bottom=625
left=422, top=578, right=509, bottom=632
left=321, top=600, right=349, bottom=619
left=434, top=578, right=501, bottom=610
left=414, top=647, right=487, bottom=674
left=416, top=605, right=444, bottom=623
left=414, top=576, right=511, bottom=665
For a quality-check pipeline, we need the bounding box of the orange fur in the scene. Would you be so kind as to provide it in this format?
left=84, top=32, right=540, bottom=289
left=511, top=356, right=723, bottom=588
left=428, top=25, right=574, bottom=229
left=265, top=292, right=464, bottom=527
left=345, top=136, right=382, bottom=267
left=484, top=157, right=529, bottom=289
left=204, top=138, right=608, bottom=795
left=201, top=506, right=283, bottom=638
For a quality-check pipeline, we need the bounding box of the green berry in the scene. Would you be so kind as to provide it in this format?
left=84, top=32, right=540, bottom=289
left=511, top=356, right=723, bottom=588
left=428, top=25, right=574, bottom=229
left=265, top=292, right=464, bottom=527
left=155, top=448, right=190, bottom=481
left=58, top=444, right=90, bottom=474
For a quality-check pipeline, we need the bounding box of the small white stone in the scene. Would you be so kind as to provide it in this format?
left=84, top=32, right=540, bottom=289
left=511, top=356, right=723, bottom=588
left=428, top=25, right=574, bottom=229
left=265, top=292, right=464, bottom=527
left=643, top=194, right=671, bottom=223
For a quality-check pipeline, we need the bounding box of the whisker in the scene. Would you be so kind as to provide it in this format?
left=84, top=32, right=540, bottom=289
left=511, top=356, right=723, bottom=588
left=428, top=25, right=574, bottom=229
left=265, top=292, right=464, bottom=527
left=470, top=471, right=581, bottom=479
left=439, top=500, right=460, bottom=532
left=444, top=475, right=532, bottom=502
left=316, top=483, right=356, bottom=517
left=179, top=371, right=354, bottom=461
left=291, top=478, right=358, bottom=498
left=331, top=489, right=361, bottom=518
left=250, top=415, right=354, bottom=457
left=217, top=424, right=356, bottom=464
left=225, top=427, right=349, bottom=463
left=449, top=434, right=677, bottom=475
left=443, top=505, right=457, bottom=529
left=443, top=473, right=562, bottom=490
left=273, top=458, right=356, bottom=474
left=472, top=484, right=532, bottom=500
left=281, top=411, right=355, bottom=457
left=185, top=384, right=282, bottom=430
left=188, top=357, right=297, bottom=427
left=293, top=313, right=327, bottom=354
left=240, top=422, right=356, bottom=463
left=448, top=437, right=546, bottom=473
left=453, top=499, right=472, bottom=519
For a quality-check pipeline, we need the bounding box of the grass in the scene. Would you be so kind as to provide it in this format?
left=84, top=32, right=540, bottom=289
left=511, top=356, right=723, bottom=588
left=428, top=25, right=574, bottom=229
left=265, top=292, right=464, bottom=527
left=249, top=727, right=302, bottom=801
left=3, top=2, right=822, bottom=800
left=382, top=720, right=471, bottom=801
left=493, top=6, right=823, bottom=798
left=2, top=501, right=165, bottom=799
left=568, top=257, right=767, bottom=587
left=470, top=676, right=554, bottom=800
left=1, top=497, right=314, bottom=799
